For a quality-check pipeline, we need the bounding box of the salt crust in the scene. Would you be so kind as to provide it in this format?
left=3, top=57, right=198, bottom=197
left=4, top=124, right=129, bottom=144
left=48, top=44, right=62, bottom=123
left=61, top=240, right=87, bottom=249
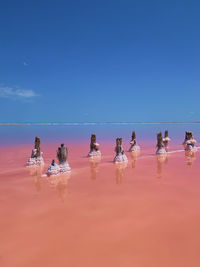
left=88, top=150, right=101, bottom=158
left=46, top=162, right=71, bottom=177
left=129, top=144, right=140, bottom=152
left=156, top=147, right=166, bottom=155
left=184, top=139, right=197, bottom=151
left=114, top=153, right=128, bottom=163
left=26, top=154, right=44, bottom=167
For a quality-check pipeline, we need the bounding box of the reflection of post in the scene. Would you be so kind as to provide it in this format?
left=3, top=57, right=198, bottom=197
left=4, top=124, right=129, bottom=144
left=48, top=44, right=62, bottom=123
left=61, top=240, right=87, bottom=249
left=130, top=151, right=140, bottom=168
left=185, top=150, right=196, bottom=167
left=156, top=154, right=168, bottom=179
left=47, top=173, right=71, bottom=202
left=115, top=162, right=127, bottom=184
left=27, top=165, right=44, bottom=192
left=88, top=157, right=101, bottom=180
left=57, top=175, right=70, bottom=202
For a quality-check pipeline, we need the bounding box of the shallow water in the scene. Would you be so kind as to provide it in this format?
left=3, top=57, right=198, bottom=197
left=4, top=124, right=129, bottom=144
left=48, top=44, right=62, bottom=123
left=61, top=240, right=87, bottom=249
left=1, top=125, right=200, bottom=267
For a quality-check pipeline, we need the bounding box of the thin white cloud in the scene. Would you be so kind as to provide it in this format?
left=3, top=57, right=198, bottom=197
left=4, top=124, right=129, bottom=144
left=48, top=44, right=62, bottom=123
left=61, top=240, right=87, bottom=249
left=23, top=62, right=28, bottom=66
left=0, top=87, right=38, bottom=99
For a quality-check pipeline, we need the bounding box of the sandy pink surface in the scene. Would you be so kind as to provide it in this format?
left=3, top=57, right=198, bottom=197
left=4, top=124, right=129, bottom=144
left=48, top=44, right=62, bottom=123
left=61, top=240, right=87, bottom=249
left=1, top=142, right=200, bottom=267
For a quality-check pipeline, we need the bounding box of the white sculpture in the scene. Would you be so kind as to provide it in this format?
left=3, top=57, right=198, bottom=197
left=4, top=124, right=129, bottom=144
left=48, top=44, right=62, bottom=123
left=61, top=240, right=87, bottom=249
left=184, top=132, right=197, bottom=151
left=162, top=130, right=170, bottom=152
left=114, top=138, right=128, bottom=163
left=156, top=132, right=166, bottom=155
left=46, top=144, right=71, bottom=176
left=88, top=134, right=101, bottom=157
left=26, top=137, right=44, bottom=166
left=129, top=131, right=140, bottom=152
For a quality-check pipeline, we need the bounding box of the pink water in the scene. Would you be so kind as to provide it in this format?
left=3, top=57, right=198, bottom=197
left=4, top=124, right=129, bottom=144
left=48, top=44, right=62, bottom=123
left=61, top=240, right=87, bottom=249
left=1, top=141, right=200, bottom=267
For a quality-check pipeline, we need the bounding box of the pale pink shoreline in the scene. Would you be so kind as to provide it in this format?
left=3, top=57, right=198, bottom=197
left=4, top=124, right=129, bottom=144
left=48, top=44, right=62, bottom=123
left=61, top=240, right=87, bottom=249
left=1, top=142, right=200, bottom=267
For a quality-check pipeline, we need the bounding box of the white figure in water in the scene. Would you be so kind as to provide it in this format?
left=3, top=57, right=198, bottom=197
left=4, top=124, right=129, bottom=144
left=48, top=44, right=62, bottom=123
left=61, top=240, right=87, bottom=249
left=156, top=132, right=166, bottom=155
left=88, top=134, right=101, bottom=157
left=26, top=136, right=44, bottom=166
left=162, top=130, right=170, bottom=152
left=129, top=131, right=140, bottom=152
left=114, top=138, right=128, bottom=163
left=183, top=131, right=197, bottom=151
left=46, top=143, right=71, bottom=176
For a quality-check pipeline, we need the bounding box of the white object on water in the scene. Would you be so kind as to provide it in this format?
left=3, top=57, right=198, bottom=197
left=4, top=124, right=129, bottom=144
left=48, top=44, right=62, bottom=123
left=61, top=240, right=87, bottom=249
left=156, top=147, right=166, bottom=155
left=59, top=162, right=71, bottom=174
left=185, top=139, right=197, bottom=151
left=114, top=153, right=128, bottom=163
left=46, top=161, right=71, bottom=177
left=88, top=150, right=101, bottom=158
left=26, top=153, right=44, bottom=167
left=46, top=162, right=60, bottom=176
left=129, top=142, right=140, bottom=152
left=88, top=142, right=101, bottom=158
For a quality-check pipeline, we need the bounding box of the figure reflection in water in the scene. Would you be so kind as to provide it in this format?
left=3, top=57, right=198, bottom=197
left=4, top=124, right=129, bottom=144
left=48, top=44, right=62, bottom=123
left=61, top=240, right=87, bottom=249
left=88, top=157, right=101, bottom=180
left=185, top=150, right=196, bottom=167
left=130, top=150, right=140, bottom=168
left=156, top=154, right=168, bottom=179
left=27, top=165, right=44, bottom=192
left=47, top=173, right=71, bottom=202
left=115, top=162, right=127, bottom=184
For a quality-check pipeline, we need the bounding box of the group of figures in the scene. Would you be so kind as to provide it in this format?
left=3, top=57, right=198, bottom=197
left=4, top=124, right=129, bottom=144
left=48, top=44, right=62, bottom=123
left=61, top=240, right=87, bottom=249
left=26, top=130, right=198, bottom=176
left=156, top=130, right=198, bottom=154
left=26, top=138, right=71, bottom=176
left=156, top=130, right=171, bottom=154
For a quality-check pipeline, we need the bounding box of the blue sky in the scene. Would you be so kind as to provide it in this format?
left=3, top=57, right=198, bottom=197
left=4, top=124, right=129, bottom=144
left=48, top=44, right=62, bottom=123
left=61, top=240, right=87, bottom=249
left=0, top=0, right=200, bottom=122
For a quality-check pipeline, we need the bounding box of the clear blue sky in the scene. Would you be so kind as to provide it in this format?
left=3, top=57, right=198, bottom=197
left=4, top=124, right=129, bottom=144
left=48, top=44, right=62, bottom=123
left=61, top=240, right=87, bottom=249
left=0, top=0, right=200, bottom=122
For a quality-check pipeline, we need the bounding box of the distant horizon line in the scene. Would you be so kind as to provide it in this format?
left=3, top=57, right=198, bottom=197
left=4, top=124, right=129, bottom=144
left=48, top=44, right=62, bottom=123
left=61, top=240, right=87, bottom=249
left=1, top=122, right=200, bottom=125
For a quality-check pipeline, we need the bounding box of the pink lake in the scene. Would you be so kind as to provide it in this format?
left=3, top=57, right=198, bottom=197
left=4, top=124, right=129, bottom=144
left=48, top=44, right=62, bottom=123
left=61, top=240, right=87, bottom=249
left=1, top=124, right=200, bottom=267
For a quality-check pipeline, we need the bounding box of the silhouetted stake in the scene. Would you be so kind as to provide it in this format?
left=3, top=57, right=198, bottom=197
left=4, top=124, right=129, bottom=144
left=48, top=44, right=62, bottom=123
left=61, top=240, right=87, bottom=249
left=90, top=134, right=98, bottom=151
left=132, top=131, right=136, bottom=141
left=35, top=136, right=40, bottom=150
left=31, top=136, right=41, bottom=158
left=131, top=131, right=137, bottom=146
left=156, top=132, right=164, bottom=149
left=115, top=138, right=124, bottom=155
left=57, top=144, right=68, bottom=164
left=164, top=130, right=168, bottom=138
